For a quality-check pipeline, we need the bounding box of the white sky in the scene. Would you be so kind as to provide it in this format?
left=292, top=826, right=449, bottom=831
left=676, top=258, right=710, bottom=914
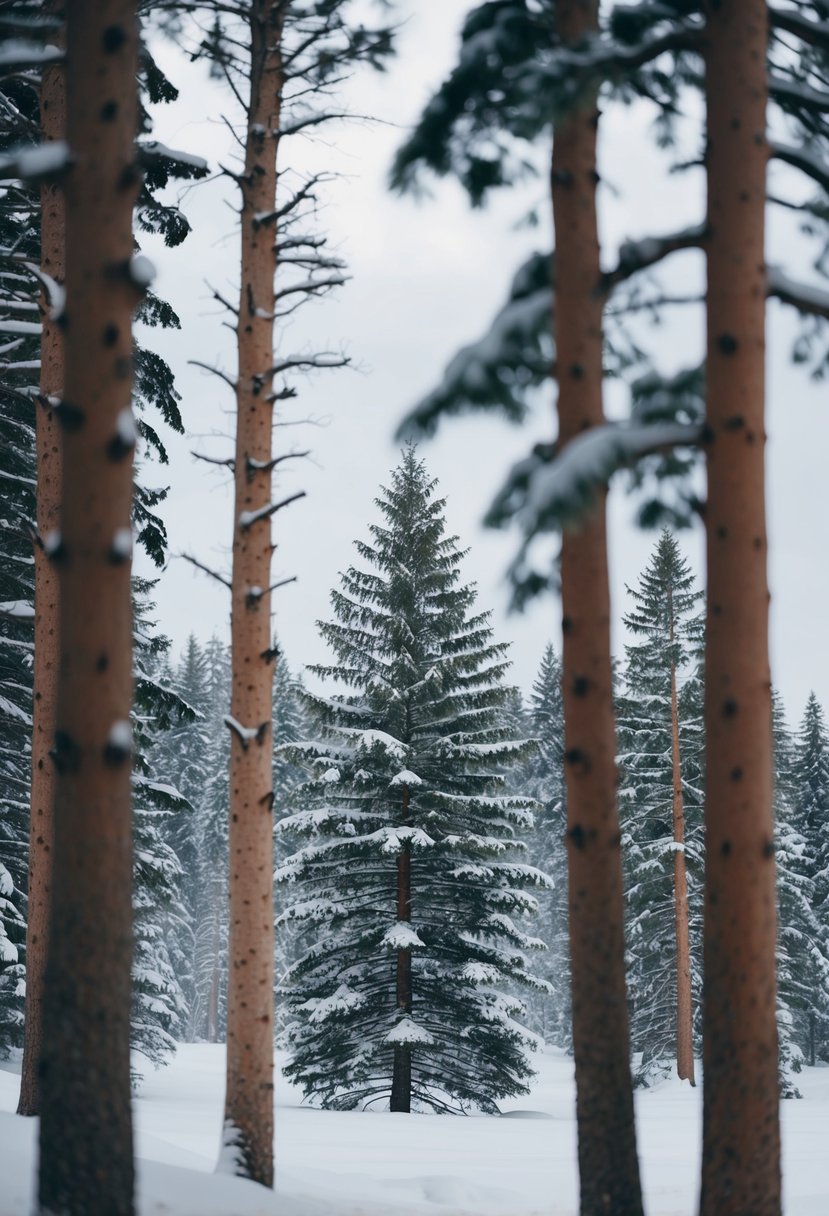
left=138, top=2, right=829, bottom=726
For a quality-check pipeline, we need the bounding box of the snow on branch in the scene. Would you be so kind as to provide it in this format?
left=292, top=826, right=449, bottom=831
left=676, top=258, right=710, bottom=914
left=245, top=576, right=297, bottom=605
left=238, top=490, right=306, bottom=530
left=770, top=6, right=829, bottom=50
left=384, top=1016, right=435, bottom=1046
left=136, top=139, right=209, bottom=175
left=23, top=261, right=64, bottom=319
left=770, top=140, right=829, bottom=193
left=0, top=40, right=62, bottom=68
left=0, top=600, right=34, bottom=621
left=487, top=420, right=702, bottom=540
left=223, top=715, right=268, bottom=750
left=767, top=266, right=829, bottom=320
left=268, top=352, right=349, bottom=376
left=0, top=140, right=69, bottom=181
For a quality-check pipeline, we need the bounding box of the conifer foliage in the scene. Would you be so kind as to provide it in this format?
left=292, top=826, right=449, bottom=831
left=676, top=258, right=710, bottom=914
left=617, top=531, right=703, bottom=1085
left=277, top=449, right=550, bottom=1114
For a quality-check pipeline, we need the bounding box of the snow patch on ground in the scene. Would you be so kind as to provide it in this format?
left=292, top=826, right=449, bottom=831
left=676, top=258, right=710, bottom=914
left=1, top=1045, right=828, bottom=1214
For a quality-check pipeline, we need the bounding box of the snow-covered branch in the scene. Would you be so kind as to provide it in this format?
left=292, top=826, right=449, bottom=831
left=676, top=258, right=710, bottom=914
left=223, top=715, right=268, bottom=750
left=238, top=490, right=306, bottom=530
left=767, top=267, right=829, bottom=321
left=0, top=140, right=69, bottom=182
left=770, top=140, right=829, bottom=194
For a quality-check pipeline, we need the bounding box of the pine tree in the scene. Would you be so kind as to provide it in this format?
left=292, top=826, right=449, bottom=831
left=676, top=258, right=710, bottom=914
left=520, top=644, right=569, bottom=1047
left=791, top=692, right=829, bottom=1064
left=772, top=692, right=811, bottom=1097
left=130, top=585, right=194, bottom=1073
left=189, top=636, right=231, bottom=1043
left=616, top=531, right=703, bottom=1086
left=277, top=449, right=550, bottom=1114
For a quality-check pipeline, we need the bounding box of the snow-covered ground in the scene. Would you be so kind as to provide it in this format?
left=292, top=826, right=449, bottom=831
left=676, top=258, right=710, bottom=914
left=0, top=1045, right=827, bottom=1215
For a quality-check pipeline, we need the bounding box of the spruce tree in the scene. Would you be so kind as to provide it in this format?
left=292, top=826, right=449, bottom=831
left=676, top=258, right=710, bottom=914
left=521, top=644, right=569, bottom=1046
left=616, top=530, right=703, bottom=1085
left=277, top=449, right=550, bottom=1113
left=791, top=692, right=829, bottom=1064
left=189, top=635, right=231, bottom=1043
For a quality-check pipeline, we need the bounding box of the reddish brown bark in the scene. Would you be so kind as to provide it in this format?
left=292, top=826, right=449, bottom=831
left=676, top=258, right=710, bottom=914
left=17, top=13, right=64, bottom=1120
left=552, top=2, right=643, bottom=1213
left=37, top=3, right=139, bottom=1212
left=223, top=0, right=284, bottom=1186
left=391, top=787, right=412, bottom=1113
left=700, top=1, right=780, bottom=1212
left=669, top=621, right=694, bottom=1085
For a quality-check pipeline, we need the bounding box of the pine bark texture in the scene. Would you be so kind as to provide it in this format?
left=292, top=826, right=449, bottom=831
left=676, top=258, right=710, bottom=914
left=391, top=787, right=412, bottom=1112
left=17, top=23, right=64, bottom=1120
left=669, top=637, right=694, bottom=1085
left=38, top=3, right=138, bottom=1212
left=700, top=1, right=780, bottom=1212
left=223, top=0, right=283, bottom=1186
left=552, top=1, right=643, bottom=1212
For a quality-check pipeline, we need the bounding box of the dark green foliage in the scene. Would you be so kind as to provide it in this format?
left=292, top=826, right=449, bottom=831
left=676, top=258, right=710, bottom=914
left=520, top=643, right=569, bottom=1047
left=616, top=531, right=704, bottom=1085
left=130, top=585, right=195, bottom=1074
left=278, top=449, right=550, bottom=1112
left=781, top=692, right=829, bottom=1070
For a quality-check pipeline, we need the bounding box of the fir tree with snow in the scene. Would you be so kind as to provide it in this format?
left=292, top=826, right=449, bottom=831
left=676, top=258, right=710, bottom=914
left=130, top=584, right=194, bottom=1073
left=616, top=531, right=704, bottom=1086
left=519, top=643, right=569, bottom=1047
left=789, top=692, right=829, bottom=1064
left=277, top=448, right=551, bottom=1113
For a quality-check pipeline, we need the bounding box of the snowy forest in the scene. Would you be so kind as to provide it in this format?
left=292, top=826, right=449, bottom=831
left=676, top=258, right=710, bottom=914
left=1, top=2, right=829, bottom=1216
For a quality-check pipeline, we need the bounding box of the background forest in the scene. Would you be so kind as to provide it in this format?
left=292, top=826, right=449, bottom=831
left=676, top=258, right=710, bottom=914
left=1, top=1, right=829, bottom=1216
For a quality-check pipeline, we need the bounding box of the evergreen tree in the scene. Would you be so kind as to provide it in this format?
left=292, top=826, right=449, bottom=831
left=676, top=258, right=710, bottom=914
left=616, top=531, right=703, bottom=1086
left=521, top=644, right=569, bottom=1047
left=791, top=692, right=829, bottom=1064
left=130, top=585, right=194, bottom=1073
left=772, top=692, right=812, bottom=1097
left=277, top=449, right=550, bottom=1114
left=188, top=636, right=231, bottom=1043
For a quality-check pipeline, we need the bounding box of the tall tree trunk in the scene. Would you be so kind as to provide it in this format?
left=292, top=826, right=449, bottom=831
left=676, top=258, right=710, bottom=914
left=223, top=0, right=283, bottom=1186
left=391, top=788, right=412, bottom=1113
left=38, top=2, right=139, bottom=1212
left=699, top=1, right=779, bottom=1213
left=17, top=12, right=64, bottom=1119
left=669, top=608, right=694, bottom=1085
left=552, top=2, right=643, bottom=1212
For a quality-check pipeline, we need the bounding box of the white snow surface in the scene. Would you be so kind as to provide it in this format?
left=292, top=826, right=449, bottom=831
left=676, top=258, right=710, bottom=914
left=1, top=1044, right=828, bottom=1214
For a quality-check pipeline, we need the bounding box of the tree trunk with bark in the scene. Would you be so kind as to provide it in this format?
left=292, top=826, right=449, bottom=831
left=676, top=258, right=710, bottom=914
left=17, top=14, right=64, bottom=1120
left=699, top=1, right=780, bottom=1212
left=391, top=787, right=412, bottom=1113
left=552, top=1, right=643, bottom=1212
left=669, top=608, right=694, bottom=1085
left=223, top=0, right=284, bottom=1187
left=38, top=2, right=139, bottom=1212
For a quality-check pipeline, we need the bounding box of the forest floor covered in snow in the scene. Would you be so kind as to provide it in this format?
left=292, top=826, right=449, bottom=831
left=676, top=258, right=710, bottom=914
left=0, top=1044, right=827, bottom=1215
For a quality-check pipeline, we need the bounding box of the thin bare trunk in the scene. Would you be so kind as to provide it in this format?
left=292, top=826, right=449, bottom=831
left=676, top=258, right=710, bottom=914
left=223, top=0, right=283, bottom=1186
left=669, top=619, right=694, bottom=1084
left=18, top=12, right=64, bottom=1119
left=699, top=1, right=780, bottom=1212
left=391, top=787, right=412, bottom=1113
left=38, top=3, right=139, bottom=1212
left=552, top=1, right=643, bottom=1212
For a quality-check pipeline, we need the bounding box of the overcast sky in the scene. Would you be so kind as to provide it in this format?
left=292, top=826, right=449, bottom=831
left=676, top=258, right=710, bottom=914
left=138, top=2, right=829, bottom=725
